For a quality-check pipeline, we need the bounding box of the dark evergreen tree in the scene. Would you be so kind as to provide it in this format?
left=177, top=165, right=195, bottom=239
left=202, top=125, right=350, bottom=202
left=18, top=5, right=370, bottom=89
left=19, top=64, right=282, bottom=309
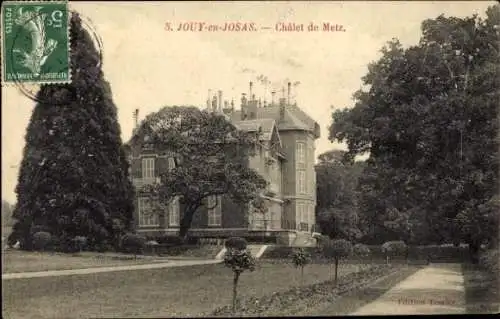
left=10, top=12, right=134, bottom=251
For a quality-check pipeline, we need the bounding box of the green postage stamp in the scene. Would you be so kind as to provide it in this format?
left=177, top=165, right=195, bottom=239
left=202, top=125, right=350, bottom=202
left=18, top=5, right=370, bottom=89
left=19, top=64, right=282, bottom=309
left=2, top=1, right=70, bottom=84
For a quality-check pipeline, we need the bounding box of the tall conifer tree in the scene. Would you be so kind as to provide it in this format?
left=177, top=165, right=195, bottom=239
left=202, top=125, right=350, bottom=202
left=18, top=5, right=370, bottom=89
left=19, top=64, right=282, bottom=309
left=10, top=12, right=134, bottom=250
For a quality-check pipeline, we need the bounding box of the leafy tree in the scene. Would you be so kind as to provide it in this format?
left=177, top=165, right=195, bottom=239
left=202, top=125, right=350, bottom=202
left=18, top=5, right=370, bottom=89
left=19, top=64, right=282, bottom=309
left=138, top=106, right=268, bottom=240
left=291, top=248, right=311, bottom=285
left=329, top=6, right=499, bottom=259
left=10, top=12, right=134, bottom=251
left=223, top=237, right=255, bottom=314
left=32, top=231, right=51, bottom=251
left=315, top=150, right=365, bottom=241
left=321, top=239, right=353, bottom=282
left=381, top=241, right=407, bottom=265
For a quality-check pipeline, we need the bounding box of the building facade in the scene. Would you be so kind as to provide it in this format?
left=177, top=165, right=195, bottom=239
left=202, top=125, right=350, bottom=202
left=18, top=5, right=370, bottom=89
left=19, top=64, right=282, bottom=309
left=126, top=82, right=321, bottom=246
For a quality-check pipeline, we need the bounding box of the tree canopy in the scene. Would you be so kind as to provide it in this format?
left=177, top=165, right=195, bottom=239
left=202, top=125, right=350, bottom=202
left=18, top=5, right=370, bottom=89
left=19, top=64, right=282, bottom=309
left=10, top=12, right=134, bottom=250
left=138, top=106, right=268, bottom=239
left=328, top=5, right=499, bottom=251
left=315, top=150, right=365, bottom=241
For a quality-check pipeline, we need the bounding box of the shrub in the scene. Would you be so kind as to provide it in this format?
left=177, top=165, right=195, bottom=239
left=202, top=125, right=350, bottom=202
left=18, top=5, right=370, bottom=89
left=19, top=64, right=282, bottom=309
left=353, top=243, right=371, bottom=257
left=479, top=249, right=499, bottom=275
left=291, top=248, right=311, bottom=285
left=223, top=237, right=255, bottom=314
left=146, top=240, right=160, bottom=255
left=321, top=239, right=353, bottom=282
left=32, top=231, right=52, bottom=251
left=225, top=237, right=248, bottom=251
left=381, top=241, right=407, bottom=264
left=121, top=233, right=146, bottom=257
left=72, top=236, right=88, bottom=252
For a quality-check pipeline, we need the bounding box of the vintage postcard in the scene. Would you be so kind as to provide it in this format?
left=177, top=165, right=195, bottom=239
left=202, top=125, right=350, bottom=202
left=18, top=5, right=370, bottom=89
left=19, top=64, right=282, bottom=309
left=1, top=1, right=498, bottom=318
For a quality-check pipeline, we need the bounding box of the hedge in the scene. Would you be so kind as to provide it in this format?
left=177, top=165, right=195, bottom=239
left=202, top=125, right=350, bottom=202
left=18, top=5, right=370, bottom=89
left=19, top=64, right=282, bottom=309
left=261, top=244, right=470, bottom=263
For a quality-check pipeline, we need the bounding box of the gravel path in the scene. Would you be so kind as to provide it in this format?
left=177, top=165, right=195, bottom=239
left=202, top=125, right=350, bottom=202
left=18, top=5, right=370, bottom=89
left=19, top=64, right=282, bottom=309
left=351, top=263, right=466, bottom=315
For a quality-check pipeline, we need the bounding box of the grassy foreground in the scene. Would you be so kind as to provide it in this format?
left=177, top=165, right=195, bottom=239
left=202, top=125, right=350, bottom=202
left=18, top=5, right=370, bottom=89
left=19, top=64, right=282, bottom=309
left=3, top=260, right=364, bottom=318
left=462, top=263, right=499, bottom=314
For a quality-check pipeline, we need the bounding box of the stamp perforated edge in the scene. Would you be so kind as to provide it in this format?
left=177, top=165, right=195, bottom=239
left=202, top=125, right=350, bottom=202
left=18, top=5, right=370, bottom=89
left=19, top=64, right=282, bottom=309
left=1, top=0, right=72, bottom=86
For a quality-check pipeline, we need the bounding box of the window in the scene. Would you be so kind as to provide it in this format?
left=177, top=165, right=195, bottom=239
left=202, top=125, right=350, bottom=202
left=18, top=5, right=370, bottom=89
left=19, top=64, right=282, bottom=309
left=138, top=197, right=159, bottom=226
left=308, top=203, right=314, bottom=230
left=296, top=170, right=306, bottom=194
left=168, top=157, right=175, bottom=170
left=296, top=202, right=308, bottom=231
left=169, top=197, right=180, bottom=226
left=142, top=157, right=155, bottom=179
left=207, top=195, right=221, bottom=226
left=296, top=142, right=306, bottom=167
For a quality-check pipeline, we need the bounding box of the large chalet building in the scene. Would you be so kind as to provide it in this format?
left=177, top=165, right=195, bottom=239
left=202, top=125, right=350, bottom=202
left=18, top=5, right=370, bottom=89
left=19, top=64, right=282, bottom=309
left=126, top=82, right=320, bottom=246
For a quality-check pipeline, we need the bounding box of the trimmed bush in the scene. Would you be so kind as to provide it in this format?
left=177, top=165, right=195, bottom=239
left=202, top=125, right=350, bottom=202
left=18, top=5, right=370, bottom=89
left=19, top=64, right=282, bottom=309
left=32, top=231, right=52, bottom=251
left=225, top=237, right=248, bottom=251
left=223, top=237, right=256, bottom=314
left=121, top=233, right=146, bottom=257
left=381, top=241, right=407, bottom=264
left=291, top=248, right=311, bottom=285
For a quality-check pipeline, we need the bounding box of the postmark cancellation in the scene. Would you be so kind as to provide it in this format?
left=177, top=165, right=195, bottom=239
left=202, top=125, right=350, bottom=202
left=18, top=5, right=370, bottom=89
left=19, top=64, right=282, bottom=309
left=1, top=1, right=70, bottom=85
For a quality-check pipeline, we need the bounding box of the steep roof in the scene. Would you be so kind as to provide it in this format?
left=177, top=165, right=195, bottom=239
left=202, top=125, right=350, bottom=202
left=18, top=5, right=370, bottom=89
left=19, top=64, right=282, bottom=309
left=229, top=105, right=320, bottom=138
left=232, top=118, right=282, bottom=146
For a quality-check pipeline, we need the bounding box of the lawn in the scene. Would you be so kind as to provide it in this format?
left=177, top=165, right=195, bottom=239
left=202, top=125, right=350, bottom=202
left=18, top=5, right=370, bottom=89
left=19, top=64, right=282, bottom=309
left=462, top=263, right=499, bottom=314
left=1, top=250, right=169, bottom=274
left=3, top=260, right=365, bottom=318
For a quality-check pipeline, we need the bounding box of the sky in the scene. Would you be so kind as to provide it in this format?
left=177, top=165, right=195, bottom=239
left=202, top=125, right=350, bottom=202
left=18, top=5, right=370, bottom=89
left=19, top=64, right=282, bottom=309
left=1, top=1, right=494, bottom=204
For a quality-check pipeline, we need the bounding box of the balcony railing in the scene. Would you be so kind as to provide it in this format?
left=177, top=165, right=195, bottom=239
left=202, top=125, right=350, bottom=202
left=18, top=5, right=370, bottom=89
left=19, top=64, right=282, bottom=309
left=132, top=177, right=160, bottom=188
left=248, top=218, right=281, bottom=231
left=298, top=222, right=309, bottom=232
left=281, top=220, right=315, bottom=232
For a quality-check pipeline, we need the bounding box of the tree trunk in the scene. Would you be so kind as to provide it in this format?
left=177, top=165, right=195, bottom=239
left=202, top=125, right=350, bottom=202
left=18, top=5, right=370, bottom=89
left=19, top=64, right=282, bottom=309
left=300, top=266, right=305, bottom=286
left=334, top=258, right=339, bottom=283
left=386, top=255, right=389, bottom=265
left=468, top=241, right=480, bottom=264
left=232, top=272, right=240, bottom=314
left=178, top=206, right=198, bottom=241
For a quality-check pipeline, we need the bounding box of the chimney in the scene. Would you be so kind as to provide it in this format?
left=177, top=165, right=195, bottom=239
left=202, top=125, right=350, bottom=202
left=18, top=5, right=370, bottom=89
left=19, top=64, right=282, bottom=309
left=133, top=109, right=139, bottom=128
left=249, top=81, right=253, bottom=99
left=231, top=98, right=235, bottom=110
left=206, top=89, right=211, bottom=110
left=212, top=95, right=217, bottom=113
left=271, top=91, right=276, bottom=106
left=287, top=82, right=291, bottom=106
left=223, top=100, right=232, bottom=115
left=218, top=90, right=223, bottom=112
left=241, top=93, right=248, bottom=120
